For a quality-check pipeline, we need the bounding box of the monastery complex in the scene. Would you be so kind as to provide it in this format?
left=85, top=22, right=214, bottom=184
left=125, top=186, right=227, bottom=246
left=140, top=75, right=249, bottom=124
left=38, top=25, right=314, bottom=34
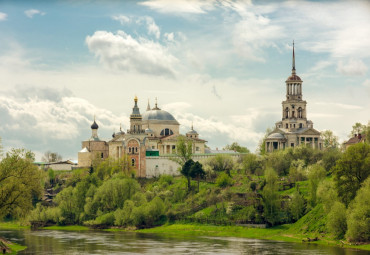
left=78, top=43, right=322, bottom=177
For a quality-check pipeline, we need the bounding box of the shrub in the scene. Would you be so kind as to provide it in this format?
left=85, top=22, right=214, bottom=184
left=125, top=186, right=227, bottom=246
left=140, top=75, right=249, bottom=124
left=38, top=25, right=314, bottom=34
left=216, top=172, right=233, bottom=188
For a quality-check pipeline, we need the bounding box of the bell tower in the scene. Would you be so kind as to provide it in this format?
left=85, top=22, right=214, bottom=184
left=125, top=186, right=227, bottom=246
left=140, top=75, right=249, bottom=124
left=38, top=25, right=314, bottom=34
left=130, top=96, right=142, bottom=133
left=281, top=42, right=307, bottom=131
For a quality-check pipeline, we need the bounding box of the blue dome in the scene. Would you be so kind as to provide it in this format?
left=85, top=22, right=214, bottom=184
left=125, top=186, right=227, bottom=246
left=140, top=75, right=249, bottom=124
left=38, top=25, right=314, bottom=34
left=91, top=120, right=99, bottom=129
left=142, top=109, right=178, bottom=122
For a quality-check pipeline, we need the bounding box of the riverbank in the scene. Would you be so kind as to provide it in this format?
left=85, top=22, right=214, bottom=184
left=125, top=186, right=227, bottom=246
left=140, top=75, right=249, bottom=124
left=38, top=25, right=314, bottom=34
left=1, top=221, right=369, bottom=252
left=138, top=223, right=370, bottom=252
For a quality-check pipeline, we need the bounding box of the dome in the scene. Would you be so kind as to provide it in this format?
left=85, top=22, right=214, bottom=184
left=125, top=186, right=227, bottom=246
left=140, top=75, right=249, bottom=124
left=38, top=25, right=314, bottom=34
left=286, top=74, right=302, bottom=82
left=142, top=109, right=178, bottom=123
left=267, top=133, right=285, bottom=139
left=187, top=129, right=198, bottom=135
left=91, top=120, right=99, bottom=129
left=145, top=128, right=154, bottom=133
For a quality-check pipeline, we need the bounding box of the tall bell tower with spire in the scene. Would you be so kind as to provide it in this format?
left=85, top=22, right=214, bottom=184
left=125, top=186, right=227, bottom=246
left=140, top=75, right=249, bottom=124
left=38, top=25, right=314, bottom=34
left=265, top=41, right=322, bottom=152
left=281, top=41, right=307, bottom=131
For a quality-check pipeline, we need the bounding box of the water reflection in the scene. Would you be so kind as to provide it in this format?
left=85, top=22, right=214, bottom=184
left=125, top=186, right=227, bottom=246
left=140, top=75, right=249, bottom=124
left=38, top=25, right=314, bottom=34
left=0, top=229, right=368, bottom=254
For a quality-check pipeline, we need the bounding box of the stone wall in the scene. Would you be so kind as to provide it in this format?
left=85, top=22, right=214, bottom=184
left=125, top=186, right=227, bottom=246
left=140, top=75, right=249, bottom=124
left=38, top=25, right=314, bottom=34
left=145, top=154, right=241, bottom=178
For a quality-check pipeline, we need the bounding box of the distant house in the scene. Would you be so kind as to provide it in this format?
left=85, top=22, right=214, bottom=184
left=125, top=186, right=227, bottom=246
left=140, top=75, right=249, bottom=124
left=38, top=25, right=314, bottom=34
left=343, top=133, right=367, bottom=149
left=34, top=160, right=77, bottom=171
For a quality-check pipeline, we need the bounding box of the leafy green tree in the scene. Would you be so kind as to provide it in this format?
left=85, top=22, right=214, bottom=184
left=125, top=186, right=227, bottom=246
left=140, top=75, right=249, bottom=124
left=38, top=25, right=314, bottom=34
left=321, top=148, right=342, bottom=173
left=223, top=142, right=250, bottom=153
left=180, top=159, right=195, bottom=192
left=327, top=201, right=347, bottom=239
left=242, top=153, right=262, bottom=175
left=190, top=161, right=205, bottom=192
left=54, top=186, right=79, bottom=224
left=0, top=148, right=43, bottom=219
left=207, top=154, right=234, bottom=177
left=345, top=177, right=370, bottom=242
left=333, top=143, right=370, bottom=206
left=42, top=150, right=62, bottom=163
left=321, top=130, right=339, bottom=149
left=262, top=168, right=280, bottom=225
left=307, top=163, right=326, bottom=207
left=174, top=136, right=193, bottom=165
left=93, top=178, right=140, bottom=213
left=289, top=189, right=305, bottom=221
left=265, top=150, right=292, bottom=176
left=317, top=179, right=338, bottom=213
left=350, top=122, right=366, bottom=137
left=114, top=200, right=135, bottom=226
left=288, top=159, right=306, bottom=182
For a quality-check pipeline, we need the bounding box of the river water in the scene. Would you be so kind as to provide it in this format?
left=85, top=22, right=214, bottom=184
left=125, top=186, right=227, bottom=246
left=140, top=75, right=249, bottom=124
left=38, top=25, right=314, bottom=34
left=0, top=229, right=369, bottom=254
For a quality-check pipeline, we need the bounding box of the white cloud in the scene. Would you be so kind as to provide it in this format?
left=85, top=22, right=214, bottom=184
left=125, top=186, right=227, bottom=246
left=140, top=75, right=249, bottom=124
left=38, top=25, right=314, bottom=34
left=0, top=12, right=7, bottom=21
left=112, top=15, right=130, bottom=25
left=139, top=0, right=215, bottom=14
left=145, top=17, right=160, bottom=39
left=85, top=30, right=177, bottom=76
left=24, top=9, right=45, bottom=18
left=164, top=32, right=174, bottom=42
left=336, top=59, right=368, bottom=76
left=315, top=102, right=363, bottom=110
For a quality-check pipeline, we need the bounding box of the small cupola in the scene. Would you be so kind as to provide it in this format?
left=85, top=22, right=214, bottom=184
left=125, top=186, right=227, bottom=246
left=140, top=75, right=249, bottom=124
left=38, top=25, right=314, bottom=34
left=186, top=123, right=198, bottom=139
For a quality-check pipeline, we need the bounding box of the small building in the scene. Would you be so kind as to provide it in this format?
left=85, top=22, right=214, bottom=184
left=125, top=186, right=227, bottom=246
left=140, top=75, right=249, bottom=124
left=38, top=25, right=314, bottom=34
left=343, top=133, right=367, bottom=150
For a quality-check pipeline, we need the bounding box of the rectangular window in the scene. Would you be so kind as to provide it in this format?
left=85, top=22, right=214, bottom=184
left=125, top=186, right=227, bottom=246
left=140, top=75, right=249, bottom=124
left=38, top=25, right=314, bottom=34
left=172, top=145, right=176, bottom=150
left=196, top=147, right=200, bottom=151
left=291, top=143, right=294, bottom=147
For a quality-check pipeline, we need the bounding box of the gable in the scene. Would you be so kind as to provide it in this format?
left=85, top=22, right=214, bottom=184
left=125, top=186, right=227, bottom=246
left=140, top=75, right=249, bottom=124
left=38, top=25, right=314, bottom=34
left=299, top=128, right=321, bottom=136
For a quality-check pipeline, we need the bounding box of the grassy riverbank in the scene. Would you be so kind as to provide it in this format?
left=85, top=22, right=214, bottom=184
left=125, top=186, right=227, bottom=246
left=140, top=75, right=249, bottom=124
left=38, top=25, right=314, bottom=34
left=138, top=223, right=370, bottom=251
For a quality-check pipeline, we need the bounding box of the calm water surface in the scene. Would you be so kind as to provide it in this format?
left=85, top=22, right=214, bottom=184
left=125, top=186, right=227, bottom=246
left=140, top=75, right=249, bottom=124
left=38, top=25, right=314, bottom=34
left=0, top=229, right=369, bottom=254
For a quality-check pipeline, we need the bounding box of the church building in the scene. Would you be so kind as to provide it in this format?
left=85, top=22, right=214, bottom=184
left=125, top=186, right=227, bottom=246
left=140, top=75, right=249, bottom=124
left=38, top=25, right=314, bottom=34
left=265, top=43, right=322, bottom=152
left=78, top=97, right=207, bottom=177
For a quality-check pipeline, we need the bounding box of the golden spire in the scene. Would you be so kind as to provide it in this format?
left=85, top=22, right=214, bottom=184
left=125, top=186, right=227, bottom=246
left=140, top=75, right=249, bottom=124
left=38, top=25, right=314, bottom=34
left=134, top=95, right=138, bottom=102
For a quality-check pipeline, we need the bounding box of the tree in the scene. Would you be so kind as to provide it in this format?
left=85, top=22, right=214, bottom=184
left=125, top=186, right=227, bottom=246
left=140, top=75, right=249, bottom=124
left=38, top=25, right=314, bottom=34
left=289, top=189, right=305, bottom=221
left=333, top=143, right=370, bottom=206
left=327, top=201, right=347, bottom=239
left=189, top=161, right=206, bottom=192
left=262, top=168, right=281, bottom=226
left=0, top=148, right=43, bottom=218
left=42, top=150, right=62, bottom=163
left=174, top=136, right=193, bottom=165
left=242, top=153, right=262, bottom=175
left=345, top=176, right=370, bottom=242
left=307, top=163, right=326, bottom=207
left=350, top=122, right=366, bottom=137
left=223, top=142, right=250, bottom=153
left=207, top=154, right=234, bottom=177
left=321, top=130, right=339, bottom=149
left=180, top=159, right=195, bottom=192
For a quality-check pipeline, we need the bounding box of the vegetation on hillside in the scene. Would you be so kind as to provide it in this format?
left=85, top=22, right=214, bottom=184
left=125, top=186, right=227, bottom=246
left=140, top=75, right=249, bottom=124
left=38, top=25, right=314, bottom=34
left=1, top=126, right=370, bottom=246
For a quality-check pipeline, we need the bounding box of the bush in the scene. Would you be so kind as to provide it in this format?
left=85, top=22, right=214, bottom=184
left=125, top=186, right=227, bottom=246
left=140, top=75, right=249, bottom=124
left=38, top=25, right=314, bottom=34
left=346, top=177, right=370, bottom=242
left=215, top=172, right=234, bottom=188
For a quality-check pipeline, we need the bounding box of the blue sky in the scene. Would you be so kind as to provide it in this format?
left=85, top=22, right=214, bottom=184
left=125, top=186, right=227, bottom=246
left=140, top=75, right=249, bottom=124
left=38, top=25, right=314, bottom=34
left=0, top=0, right=369, bottom=160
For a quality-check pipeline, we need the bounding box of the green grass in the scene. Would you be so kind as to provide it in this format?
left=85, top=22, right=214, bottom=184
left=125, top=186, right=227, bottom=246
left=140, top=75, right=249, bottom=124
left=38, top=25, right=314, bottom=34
left=138, top=223, right=370, bottom=251
left=8, top=243, right=27, bottom=254
left=0, top=221, right=29, bottom=230
left=42, top=225, right=89, bottom=231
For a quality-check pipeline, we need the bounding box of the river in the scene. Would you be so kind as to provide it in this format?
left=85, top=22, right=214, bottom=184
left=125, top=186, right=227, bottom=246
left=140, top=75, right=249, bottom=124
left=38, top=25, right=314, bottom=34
left=0, top=229, right=369, bottom=254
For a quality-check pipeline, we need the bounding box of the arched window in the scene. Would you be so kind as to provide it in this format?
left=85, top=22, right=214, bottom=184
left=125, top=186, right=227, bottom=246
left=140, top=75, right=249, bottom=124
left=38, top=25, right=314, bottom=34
left=129, top=147, right=131, bottom=153
left=135, top=147, right=138, bottom=153
left=131, top=158, right=135, bottom=167
left=285, top=107, right=289, bottom=118
left=160, top=128, right=174, bottom=136
left=298, top=107, right=302, bottom=118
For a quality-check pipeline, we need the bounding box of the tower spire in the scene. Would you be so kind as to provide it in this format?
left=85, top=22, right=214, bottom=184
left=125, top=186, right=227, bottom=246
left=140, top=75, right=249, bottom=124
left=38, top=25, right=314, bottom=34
left=146, top=99, right=151, bottom=111
left=292, top=40, right=296, bottom=74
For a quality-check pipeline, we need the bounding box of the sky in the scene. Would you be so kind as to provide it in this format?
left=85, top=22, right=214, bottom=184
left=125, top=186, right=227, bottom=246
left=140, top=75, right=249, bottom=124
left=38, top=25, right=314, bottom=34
left=0, top=0, right=369, bottom=161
